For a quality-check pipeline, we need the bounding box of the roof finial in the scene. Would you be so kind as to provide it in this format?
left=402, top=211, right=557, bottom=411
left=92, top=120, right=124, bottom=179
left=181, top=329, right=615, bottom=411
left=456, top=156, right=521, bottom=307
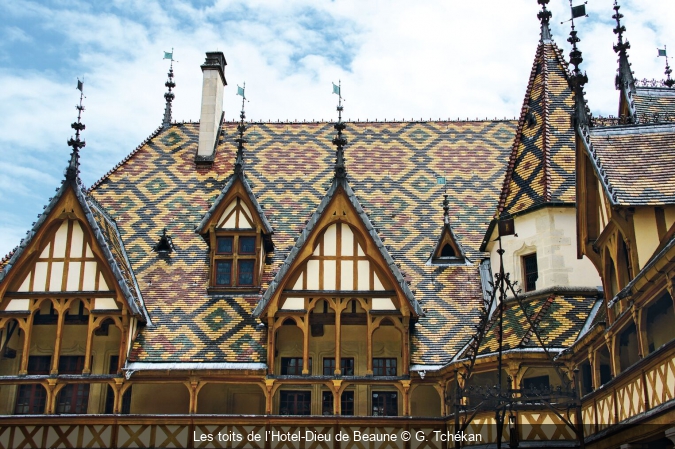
left=567, top=1, right=590, bottom=128
left=66, top=79, right=86, bottom=181
left=234, top=83, right=248, bottom=174
left=332, top=81, right=347, bottom=180
left=537, top=0, right=552, bottom=42
left=612, top=1, right=635, bottom=94
left=443, top=194, right=450, bottom=225
left=162, top=49, right=175, bottom=127
left=659, top=46, right=674, bottom=88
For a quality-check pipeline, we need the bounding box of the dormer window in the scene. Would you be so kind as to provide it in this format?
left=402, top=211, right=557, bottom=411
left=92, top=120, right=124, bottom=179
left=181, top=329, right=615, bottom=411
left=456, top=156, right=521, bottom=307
left=214, top=233, right=258, bottom=287
left=440, top=243, right=456, bottom=258
left=430, top=227, right=467, bottom=265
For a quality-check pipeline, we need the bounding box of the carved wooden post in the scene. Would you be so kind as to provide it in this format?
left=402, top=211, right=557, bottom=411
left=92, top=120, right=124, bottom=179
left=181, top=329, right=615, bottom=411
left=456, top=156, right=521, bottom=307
left=334, top=299, right=346, bottom=375
left=366, top=312, right=373, bottom=375
left=51, top=300, right=68, bottom=375
left=302, top=313, right=310, bottom=375
left=401, top=380, right=411, bottom=416
left=402, top=316, right=410, bottom=376
left=332, top=380, right=342, bottom=415
left=267, top=317, right=275, bottom=375
left=18, top=316, right=33, bottom=375
left=83, top=314, right=96, bottom=374
left=265, top=379, right=275, bottom=414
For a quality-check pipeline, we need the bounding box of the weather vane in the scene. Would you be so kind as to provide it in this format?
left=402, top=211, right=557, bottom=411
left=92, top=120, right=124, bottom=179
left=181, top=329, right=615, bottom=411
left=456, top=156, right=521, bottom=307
left=66, top=79, right=86, bottom=180
left=234, top=82, right=248, bottom=174
left=162, top=48, right=176, bottom=127
left=332, top=81, right=347, bottom=179
left=658, top=46, right=674, bottom=87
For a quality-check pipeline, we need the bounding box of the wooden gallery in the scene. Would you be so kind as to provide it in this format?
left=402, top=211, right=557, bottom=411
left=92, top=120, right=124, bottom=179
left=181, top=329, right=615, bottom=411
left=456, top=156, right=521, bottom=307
left=1, top=1, right=675, bottom=448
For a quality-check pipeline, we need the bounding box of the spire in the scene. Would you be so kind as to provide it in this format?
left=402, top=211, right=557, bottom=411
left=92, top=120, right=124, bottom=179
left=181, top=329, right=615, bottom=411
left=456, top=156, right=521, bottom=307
left=443, top=194, right=450, bottom=225
left=567, top=3, right=590, bottom=128
left=332, top=81, right=347, bottom=180
left=234, top=83, right=247, bottom=174
left=661, top=46, right=674, bottom=88
left=612, top=1, right=635, bottom=94
left=162, top=49, right=175, bottom=127
left=537, top=0, right=552, bottom=42
left=66, top=80, right=86, bottom=181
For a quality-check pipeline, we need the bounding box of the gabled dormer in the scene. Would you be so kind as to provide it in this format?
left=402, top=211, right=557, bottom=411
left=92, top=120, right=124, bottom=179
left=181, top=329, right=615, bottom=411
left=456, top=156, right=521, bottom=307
left=196, top=90, right=273, bottom=291
left=196, top=174, right=273, bottom=291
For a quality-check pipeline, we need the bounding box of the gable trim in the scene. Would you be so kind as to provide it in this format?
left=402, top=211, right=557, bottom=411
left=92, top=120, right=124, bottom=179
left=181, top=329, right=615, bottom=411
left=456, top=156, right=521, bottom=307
left=253, top=178, right=423, bottom=318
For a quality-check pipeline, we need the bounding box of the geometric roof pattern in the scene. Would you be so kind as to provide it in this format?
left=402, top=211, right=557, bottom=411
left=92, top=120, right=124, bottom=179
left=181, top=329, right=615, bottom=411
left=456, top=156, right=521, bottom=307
left=585, top=123, right=675, bottom=206
left=469, top=294, right=599, bottom=356
left=89, top=119, right=518, bottom=364
left=498, top=37, right=576, bottom=217
left=633, top=86, right=675, bottom=117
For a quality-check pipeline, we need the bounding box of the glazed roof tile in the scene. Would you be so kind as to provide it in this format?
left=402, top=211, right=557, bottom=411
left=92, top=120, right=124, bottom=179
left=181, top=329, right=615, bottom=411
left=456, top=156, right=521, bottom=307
left=90, top=119, right=517, bottom=364
left=633, top=87, right=675, bottom=117
left=498, top=41, right=576, bottom=217
left=473, top=294, right=597, bottom=356
left=585, top=123, right=675, bottom=206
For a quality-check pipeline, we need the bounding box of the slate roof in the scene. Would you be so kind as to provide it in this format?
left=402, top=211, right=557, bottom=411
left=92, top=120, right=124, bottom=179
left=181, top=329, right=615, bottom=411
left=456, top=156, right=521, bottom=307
left=89, top=119, right=517, bottom=364
left=583, top=123, right=675, bottom=206
left=497, top=39, right=576, bottom=217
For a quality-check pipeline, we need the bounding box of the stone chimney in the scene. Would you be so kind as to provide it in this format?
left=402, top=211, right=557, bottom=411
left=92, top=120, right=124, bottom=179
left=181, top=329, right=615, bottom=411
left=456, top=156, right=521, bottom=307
left=196, top=51, right=227, bottom=163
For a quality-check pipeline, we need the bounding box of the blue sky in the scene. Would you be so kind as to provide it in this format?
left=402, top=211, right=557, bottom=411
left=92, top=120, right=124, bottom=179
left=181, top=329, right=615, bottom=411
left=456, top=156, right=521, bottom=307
left=1, top=0, right=673, bottom=256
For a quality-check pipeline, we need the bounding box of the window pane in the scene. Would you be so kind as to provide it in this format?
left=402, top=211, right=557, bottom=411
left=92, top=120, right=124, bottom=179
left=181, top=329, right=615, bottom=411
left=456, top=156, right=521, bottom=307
left=523, top=253, right=538, bottom=292
left=323, top=358, right=335, bottom=376
left=341, top=391, right=355, bottom=416
left=280, top=391, right=311, bottom=415
left=217, top=237, right=233, bottom=254
left=216, top=260, right=232, bottom=285
left=372, top=391, right=397, bottom=416
left=341, top=358, right=354, bottom=376
left=322, top=391, right=334, bottom=415
left=239, top=236, right=256, bottom=254
left=238, top=260, right=255, bottom=285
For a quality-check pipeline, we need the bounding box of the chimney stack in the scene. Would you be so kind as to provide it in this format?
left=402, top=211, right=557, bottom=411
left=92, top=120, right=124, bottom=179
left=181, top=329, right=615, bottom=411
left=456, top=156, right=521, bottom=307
left=196, top=51, right=227, bottom=164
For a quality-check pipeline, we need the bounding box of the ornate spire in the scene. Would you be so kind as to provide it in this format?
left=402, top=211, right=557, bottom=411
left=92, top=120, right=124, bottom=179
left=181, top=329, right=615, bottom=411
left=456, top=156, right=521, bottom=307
left=332, top=81, right=347, bottom=180
left=537, top=0, right=552, bottom=42
left=567, top=3, right=590, bottom=128
left=162, top=49, right=175, bottom=127
left=662, top=46, right=674, bottom=88
left=234, top=83, right=247, bottom=175
left=66, top=80, right=86, bottom=181
left=442, top=194, right=450, bottom=225
left=612, top=1, right=635, bottom=93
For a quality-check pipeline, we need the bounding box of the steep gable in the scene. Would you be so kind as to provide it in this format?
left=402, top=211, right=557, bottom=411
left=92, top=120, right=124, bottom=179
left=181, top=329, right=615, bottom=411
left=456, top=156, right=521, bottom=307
left=0, top=178, right=147, bottom=320
left=498, top=40, right=576, bottom=217
left=254, top=178, right=423, bottom=318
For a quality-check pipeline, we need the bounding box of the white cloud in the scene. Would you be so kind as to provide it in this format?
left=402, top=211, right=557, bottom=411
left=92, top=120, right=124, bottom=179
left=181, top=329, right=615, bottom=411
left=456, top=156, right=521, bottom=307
left=0, top=0, right=673, bottom=257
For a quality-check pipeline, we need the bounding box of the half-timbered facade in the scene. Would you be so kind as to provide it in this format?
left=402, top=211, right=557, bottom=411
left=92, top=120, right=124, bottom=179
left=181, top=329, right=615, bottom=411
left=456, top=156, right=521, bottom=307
left=1, top=1, right=674, bottom=448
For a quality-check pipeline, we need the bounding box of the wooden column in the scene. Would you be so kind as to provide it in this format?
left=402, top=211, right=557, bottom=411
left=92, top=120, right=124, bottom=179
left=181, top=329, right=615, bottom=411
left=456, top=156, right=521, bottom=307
left=117, top=315, right=130, bottom=374
left=83, top=314, right=96, bottom=374
left=265, top=379, right=275, bottom=414
left=51, top=301, right=67, bottom=375
left=632, top=307, right=649, bottom=358
left=302, top=314, right=310, bottom=375
left=401, top=380, right=411, bottom=416
left=436, top=382, right=447, bottom=416
left=46, top=379, right=61, bottom=414
left=334, top=300, right=345, bottom=375
left=113, top=379, right=125, bottom=414
left=402, top=316, right=410, bottom=376
left=19, top=316, right=33, bottom=375
left=588, top=348, right=598, bottom=391
left=366, top=313, right=373, bottom=375
left=267, top=317, right=275, bottom=375
left=332, top=380, right=342, bottom=415
left=187, top=378, right=200, bottom=414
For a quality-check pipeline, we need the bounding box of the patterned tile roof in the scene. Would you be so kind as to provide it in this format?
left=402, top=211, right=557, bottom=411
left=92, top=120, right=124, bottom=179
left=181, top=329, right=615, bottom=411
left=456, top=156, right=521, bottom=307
left=633, top=87, right=675, bottom=117
left=498, top=41, right=576, bottom=217
left=473, top=294, right=597, bottom=356
left=89, top=119, right=517, bottom=364
left=585, top=123, right=675, bottom=206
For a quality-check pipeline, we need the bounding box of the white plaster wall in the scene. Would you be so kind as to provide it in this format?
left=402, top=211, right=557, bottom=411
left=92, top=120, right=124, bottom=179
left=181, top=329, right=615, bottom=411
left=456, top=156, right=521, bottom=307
left=488, top=207, right=601, bottom=292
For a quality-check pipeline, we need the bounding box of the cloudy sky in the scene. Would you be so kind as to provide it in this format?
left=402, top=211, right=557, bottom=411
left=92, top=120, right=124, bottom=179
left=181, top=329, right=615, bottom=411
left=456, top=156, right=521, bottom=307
left=1, top=0, right=673, bottom=256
